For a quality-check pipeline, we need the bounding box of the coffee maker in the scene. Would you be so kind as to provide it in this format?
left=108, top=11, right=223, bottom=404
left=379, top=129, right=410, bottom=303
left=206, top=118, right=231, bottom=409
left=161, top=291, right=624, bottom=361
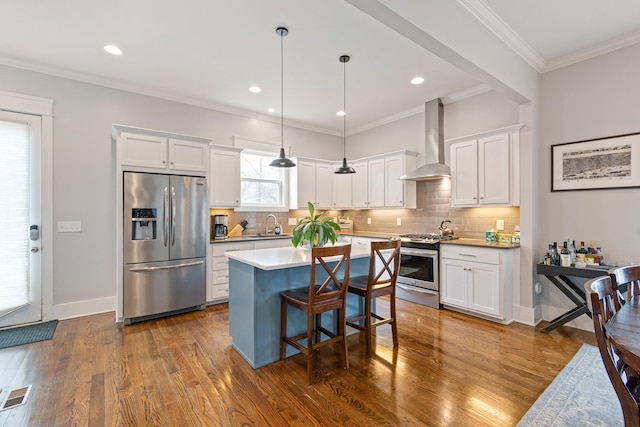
left=212, top=215, right=228, bottom=240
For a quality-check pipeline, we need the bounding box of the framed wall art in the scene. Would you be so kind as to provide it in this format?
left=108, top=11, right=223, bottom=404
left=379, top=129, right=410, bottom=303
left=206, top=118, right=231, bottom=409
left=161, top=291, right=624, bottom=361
left=551, top=132, right=640, bottom=191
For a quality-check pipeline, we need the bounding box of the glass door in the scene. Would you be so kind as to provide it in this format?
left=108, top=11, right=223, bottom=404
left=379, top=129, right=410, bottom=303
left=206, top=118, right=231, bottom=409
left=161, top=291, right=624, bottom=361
left=0, top=111, right=42, bottom=327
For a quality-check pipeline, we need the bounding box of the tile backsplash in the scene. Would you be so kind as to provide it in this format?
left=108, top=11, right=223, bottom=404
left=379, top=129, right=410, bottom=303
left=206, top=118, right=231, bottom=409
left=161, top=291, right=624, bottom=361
left=211, top=179, right=520, bottom=240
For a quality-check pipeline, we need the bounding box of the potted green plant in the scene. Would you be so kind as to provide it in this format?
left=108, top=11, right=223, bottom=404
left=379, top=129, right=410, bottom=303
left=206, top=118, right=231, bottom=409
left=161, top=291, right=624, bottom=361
left=291, top=202, right=341, bottom=248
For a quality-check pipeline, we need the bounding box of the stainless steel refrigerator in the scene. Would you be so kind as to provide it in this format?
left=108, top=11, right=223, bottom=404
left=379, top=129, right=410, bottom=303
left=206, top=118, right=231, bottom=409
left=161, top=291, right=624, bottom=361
left=123, top=172, right=207, bottom=324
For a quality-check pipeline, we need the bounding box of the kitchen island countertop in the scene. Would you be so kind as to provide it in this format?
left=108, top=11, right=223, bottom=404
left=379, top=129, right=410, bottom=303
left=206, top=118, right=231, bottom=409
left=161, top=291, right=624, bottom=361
left=225, top=243, right=372, bottom=271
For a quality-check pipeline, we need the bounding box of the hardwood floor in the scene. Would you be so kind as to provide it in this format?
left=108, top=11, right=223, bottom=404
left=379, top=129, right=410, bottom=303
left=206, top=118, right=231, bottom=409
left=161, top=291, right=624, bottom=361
left=0, top=299, right=595, bottom=426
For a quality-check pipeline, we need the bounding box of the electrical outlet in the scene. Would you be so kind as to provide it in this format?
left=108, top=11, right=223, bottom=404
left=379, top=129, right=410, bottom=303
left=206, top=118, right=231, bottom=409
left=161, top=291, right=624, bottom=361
left=396, top=218, right=402, bottom=226
left=57, top=221, right=82, bottom=233
left=496, top=219, right=504, bottom=230
left=288, top=218, right=297, bottom=226
left=367, top=218, right=371, bottom=225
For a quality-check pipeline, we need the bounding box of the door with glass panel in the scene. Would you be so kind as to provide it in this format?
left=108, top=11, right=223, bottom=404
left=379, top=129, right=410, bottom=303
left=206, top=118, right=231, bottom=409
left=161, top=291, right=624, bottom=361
left=0, top=111, right=42, bottom=327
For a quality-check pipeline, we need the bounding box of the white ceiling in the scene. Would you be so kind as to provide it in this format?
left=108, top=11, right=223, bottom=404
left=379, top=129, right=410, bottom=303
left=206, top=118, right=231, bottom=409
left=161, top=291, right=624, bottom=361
left=1, top=0, right=639, bottom=134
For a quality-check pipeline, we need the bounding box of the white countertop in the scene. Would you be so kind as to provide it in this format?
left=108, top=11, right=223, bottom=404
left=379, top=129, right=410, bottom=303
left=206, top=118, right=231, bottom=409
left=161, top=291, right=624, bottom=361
left=225, top=242, right=372, bottom=271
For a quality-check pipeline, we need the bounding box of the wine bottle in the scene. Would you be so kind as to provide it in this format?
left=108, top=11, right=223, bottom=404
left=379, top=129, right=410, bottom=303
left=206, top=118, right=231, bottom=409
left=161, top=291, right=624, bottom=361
left=552, top=242, right=560, bottom=265
left=560, top=241, right=571, bottom=267
left=576, top=241, right=587, bottom=263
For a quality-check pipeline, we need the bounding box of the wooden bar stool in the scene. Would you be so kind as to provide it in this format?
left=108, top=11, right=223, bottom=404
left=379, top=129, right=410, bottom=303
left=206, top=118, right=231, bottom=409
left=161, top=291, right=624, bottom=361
left=346, top=240, right=401, bottom=357
left=279, top=244, right=351, bottom=384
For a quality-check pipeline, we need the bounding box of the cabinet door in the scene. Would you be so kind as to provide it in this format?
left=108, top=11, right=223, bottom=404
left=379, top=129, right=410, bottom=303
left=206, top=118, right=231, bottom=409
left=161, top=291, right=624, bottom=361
left=352, top=161, right=369, bottom=208
left=210, top=149, right=240, bottom=207
left=450, top=140, right=478, bottom=206
left=295, top=160, right=316, bottom=209
left=440, top=258, right=468, bottom=308
left=332, top=165, right=353, bottom=209
left=368, top=158, right=385, bottom=208
left=168, top=138, right=208, bottom=172
left=478, top=133, right=510, bottom=205
left=120, top=133, right=167, bottom=169
left=385, top=154, right=405, bottom=207
left=467, top=261, right=501, bottom=317
left=314, top=162, right=333, bottom=209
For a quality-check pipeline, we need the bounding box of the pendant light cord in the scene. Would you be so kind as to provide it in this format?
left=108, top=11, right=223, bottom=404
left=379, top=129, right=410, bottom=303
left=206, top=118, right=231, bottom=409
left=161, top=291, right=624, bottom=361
left=281, top=31, right=284, bottom=150
left=343, top=57, right=346, bottom=158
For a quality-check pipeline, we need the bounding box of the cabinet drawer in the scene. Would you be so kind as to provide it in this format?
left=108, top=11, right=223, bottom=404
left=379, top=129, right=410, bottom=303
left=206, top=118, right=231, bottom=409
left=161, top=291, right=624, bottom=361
left=211, top=242, right=253, bottom=256
left=211, top=256, right=228, bottom=271
left=211, top=269, right=229, bottom=285
left=209, top=283, right=229, bottom=300
left=441, top=245, right=500, bottom=264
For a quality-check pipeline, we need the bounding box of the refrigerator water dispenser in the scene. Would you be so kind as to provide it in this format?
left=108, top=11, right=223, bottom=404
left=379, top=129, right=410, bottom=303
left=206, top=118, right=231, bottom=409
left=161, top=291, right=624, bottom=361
left=132, top=208, right=157, bottom=240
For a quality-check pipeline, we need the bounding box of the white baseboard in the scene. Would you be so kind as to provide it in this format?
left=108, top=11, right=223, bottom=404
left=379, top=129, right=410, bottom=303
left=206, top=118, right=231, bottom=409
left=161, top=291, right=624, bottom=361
left=53, top=296, right=116, bottom=320
left=512, top=304, right=540, bottom=326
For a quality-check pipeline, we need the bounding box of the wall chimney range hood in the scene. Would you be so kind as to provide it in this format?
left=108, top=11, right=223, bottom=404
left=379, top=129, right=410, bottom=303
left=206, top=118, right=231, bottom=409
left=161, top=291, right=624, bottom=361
left=400, top=98, right=450, bottom=181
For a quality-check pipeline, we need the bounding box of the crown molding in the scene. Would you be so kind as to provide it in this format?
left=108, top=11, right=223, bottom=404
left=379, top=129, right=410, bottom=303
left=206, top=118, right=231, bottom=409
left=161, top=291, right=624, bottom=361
left=457, top=0, right=545, bottom=72
left=348, top=84, right=491, bottom=135
left=0, top=55, right=341, bottom=137
left=542, top=29, right=640, bottom=72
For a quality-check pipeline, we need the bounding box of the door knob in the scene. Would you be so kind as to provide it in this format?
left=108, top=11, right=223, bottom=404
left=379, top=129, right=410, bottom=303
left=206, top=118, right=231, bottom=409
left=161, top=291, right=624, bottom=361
left=30, top=247, right=39, bottom=253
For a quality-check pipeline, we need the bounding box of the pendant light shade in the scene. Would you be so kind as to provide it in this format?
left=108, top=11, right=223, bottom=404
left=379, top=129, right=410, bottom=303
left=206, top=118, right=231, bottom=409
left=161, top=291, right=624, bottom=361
left=335, top=55, right=355, bottom=174
left=270, top=27, right=296, bottom=168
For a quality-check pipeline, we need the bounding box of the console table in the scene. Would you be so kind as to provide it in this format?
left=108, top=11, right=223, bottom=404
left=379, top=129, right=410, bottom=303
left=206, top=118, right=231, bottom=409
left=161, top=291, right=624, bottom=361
left=536, top=263, right=611, bottom=333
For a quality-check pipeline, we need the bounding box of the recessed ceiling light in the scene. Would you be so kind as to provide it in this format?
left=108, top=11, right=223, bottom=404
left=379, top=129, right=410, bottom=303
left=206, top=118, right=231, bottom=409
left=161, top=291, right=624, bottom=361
left=249, top=86, right=262, bottom=93
left=268, top=108, right=275, bottom=113
left=104, top=45, right=123, bottom=56
left=336, top=110, right=346, bottom=116
left=411, top=76, right=424, bottom=85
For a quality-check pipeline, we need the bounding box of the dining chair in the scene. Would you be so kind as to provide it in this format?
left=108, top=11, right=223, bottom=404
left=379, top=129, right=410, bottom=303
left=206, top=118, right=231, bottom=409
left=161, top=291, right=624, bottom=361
left=610, top=265, right=640, bottom=308
left=346, top=240, right=401, bottom=357
left=585, top=275, right=640, bottom=426
left=279, top=244, right=351, bottom=384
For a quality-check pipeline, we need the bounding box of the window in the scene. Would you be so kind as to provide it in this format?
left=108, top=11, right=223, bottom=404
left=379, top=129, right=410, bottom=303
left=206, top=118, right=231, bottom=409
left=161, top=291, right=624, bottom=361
left=240, top=150, right=287, bottom=209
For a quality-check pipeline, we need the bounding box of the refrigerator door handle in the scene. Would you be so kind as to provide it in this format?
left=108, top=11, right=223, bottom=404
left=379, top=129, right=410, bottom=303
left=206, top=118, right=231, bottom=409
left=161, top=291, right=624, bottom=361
left=163, top=187, right=169, bottom=247
left=171, top=186, right=176, bottom=246
left=128, top=260, right=204, bottom=272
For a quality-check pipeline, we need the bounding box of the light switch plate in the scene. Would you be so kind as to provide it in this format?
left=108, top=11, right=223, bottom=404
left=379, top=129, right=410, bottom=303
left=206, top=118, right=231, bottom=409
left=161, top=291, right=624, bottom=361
left=57, top=221, right=82, bottom=233
left=496, top=219, right=504, bottom=230
left=367, top=218, right=371, bottom=225
left=396, top=218, right=402, bottom=226
left=288, top=218, right=297, bottom=226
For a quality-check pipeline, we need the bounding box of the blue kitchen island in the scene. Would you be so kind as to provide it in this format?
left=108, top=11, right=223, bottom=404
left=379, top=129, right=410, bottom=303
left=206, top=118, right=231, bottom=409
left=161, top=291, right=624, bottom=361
left=226, top=243, right=371, bottom=368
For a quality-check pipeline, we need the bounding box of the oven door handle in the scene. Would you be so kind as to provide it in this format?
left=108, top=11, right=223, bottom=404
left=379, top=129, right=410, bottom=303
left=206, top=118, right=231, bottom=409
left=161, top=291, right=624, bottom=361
left=400, top=249, right=438, bottom=257
left=397, top=284, right=439, bottom=295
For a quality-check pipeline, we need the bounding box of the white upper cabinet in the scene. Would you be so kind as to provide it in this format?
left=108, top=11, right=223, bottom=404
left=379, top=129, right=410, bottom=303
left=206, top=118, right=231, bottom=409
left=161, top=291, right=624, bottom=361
left=209, top=145, right=242, bottom=208
left=385, top=152, right=417, bottom=208
left=351, top=151, right=417, bottom=209
left=331, top=162, right=353, bottom=209
left=168, top=138, right=208, bottom=172
left=352, top=160, right=369, bottom=208
left=116, top=127, right=210, bottom=173
left=449, top=125, right=522, bottom=207
left=290, top=158, right=332, bottom=209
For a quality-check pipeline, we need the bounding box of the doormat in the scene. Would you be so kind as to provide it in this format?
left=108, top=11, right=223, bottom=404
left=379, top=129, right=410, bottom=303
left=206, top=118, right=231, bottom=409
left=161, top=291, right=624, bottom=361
left=0, top=320, right=58, bottom=349
left=517, top=343, right=623, bottom=426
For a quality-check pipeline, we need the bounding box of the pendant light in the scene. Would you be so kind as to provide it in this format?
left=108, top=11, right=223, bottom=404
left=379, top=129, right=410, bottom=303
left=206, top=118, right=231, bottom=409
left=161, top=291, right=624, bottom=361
left=335, top=55, right=356, bottom=174
left=270, top=27, right=296, bottom=168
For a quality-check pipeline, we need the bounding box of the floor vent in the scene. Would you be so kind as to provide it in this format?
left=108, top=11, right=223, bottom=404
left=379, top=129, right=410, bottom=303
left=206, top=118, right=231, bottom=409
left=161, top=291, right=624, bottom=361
left=1, top=385, right=31, bottom=411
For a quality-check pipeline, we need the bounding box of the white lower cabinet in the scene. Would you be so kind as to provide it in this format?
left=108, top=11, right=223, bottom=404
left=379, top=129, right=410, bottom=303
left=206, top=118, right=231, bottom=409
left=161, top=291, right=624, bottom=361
left=208, top=239, right=294, bottom=303
left=209, top=242, right=253, bottom=303
left=440, top=245, right=516, bottom=322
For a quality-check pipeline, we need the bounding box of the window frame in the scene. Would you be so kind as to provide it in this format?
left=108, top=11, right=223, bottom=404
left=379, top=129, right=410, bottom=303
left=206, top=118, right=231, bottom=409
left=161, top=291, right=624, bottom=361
left=237, top=149, right=290, bottom=212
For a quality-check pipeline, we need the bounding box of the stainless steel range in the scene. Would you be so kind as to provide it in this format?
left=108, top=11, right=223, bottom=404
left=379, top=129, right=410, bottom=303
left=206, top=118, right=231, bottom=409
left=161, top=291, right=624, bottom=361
left=396, top=233, right=457, bottom=309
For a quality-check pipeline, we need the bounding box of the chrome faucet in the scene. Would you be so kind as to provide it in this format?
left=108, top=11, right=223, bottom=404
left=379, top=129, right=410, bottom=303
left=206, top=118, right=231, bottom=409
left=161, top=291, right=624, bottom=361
left=265, top=214, right=278, bottom=235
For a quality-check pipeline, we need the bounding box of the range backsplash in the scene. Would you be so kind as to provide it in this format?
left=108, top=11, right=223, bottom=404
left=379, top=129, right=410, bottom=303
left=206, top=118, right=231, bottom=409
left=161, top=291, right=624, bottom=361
left=212, top=179, right=520, bottom=240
